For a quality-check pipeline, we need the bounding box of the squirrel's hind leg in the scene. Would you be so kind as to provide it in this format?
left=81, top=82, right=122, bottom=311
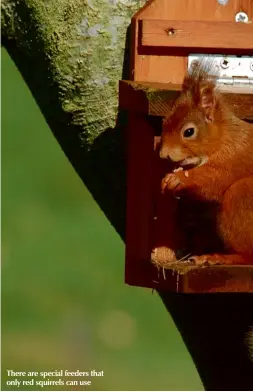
left=218, top=177, right=253, bottom=264
left=190, top=177, right=253, bottom=266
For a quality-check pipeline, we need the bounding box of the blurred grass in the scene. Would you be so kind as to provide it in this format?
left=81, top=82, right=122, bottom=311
left=1, top=46, right=203, bottom=391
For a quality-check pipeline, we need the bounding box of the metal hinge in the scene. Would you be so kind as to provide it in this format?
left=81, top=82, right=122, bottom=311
left=188, top=54, right=253, bottom=87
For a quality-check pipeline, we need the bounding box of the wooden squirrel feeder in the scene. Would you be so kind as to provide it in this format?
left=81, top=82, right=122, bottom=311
left=119, top=0, right=253, bottom=293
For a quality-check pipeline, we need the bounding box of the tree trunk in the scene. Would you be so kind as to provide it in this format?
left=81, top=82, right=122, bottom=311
left=2, top=0, right=145, bottom=236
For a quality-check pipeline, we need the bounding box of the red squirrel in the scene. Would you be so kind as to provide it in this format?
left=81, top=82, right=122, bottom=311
left=156, top=62, right=253, bottom=266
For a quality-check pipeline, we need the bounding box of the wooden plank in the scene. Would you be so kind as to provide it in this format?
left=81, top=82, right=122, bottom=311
left=119, top=80, right=253, bottom=120
left=141, top=19, right=253, bottom=50
left=182, top=265, right=253, bottom=293
left=125, top=114, right=156, bottom=285
left=126, top=264, right=253, bottom=293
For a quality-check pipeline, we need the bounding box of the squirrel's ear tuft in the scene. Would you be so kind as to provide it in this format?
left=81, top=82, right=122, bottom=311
left=183, top=60, right=218, bottom=122
left=182, top=74, right=192, bottom=91
left=198, top=83, right=216, bottom=122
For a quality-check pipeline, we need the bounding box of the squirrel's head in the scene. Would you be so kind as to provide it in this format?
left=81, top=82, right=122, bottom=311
left=160, top=65, right=226, bottom=168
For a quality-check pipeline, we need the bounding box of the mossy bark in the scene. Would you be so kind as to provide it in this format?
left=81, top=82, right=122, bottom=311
left=1, top=0, right=145, bottom=236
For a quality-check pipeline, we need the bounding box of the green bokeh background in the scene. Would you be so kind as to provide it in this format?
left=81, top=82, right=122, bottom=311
left=1, top=47, right=203, bottom=391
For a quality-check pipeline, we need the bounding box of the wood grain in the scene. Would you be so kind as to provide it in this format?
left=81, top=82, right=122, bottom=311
left=141, top=19, right=253, bottom=50
left=131, top=0, right=253, bottom=84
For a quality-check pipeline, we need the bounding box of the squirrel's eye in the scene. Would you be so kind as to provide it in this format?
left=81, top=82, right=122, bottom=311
left=183, top=127, right=195, bottom=138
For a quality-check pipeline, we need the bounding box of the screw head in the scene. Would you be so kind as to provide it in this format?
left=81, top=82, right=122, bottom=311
left=217, top=0, right=228, bottom=5
left=235, top=12, right=249, bottom=23
left=166, top=28, right=175, bottom=36
left=190, top=60, right=200, bottom=70
left=220, top=58, right=230, bottom=69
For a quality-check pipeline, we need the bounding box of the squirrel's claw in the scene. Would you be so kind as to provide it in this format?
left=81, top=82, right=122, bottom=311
left=161, top=172, right=184, bottom=193
left=188, top=255, right=210, bottom=266
left=188, top=255, right=223, bottom=266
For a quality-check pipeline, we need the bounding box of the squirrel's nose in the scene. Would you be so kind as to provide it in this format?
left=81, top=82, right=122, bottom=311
left=160, top=145, right=186, bottom=162
left=159, top=146, right=170, bottom=159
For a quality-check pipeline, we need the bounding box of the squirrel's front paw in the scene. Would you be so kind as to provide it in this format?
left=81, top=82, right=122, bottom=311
left=161, top=171, right=186, bottom=193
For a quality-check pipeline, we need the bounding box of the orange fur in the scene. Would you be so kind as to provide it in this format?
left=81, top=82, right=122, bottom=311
left=159, top=64, right=253, bottom=266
